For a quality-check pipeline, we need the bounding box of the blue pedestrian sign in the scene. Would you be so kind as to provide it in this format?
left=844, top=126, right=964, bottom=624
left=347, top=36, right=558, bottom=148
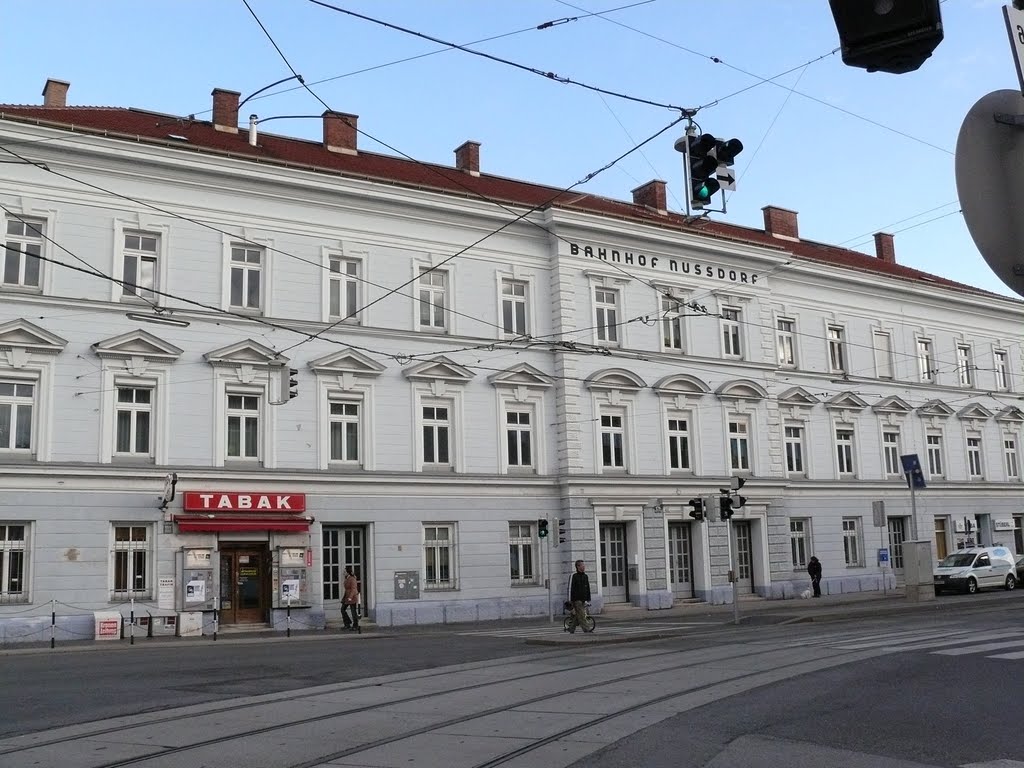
left=878, top=548, right=890, bottom=564
left=900, top=454, right=927, bottom=489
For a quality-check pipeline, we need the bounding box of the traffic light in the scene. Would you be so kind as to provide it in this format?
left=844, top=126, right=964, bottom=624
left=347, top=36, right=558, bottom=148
left=828, top=0, right=943, bottom=75
left=684, top=132, right=721, bottom=208
left=730, top=476, right=747, bottom=509
left=538, top=519, right=549, bottom=539
left=687, top=498, right=706, bottom=522
left=719, top=494, right=734, bottom=521
left=557, top=518, right=567, bottom=545
left=279, top=366, right=298, bottom=401
left=712, top=138, right=743, bottom=193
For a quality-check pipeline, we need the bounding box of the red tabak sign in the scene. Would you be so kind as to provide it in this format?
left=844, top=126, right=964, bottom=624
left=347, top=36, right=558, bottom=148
left=182, top=492, right=306, bottom=513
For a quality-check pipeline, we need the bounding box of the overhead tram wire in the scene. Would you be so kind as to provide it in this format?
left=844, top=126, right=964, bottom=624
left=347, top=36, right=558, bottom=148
left=837, top=200, right=960, bottom=246
left=845, top=209, right=964, bottom=251
left=241, top=0, right=688, bottom=358
left=304, top=0, right=687, bottom=114
left=556, top=0, right=951, bottom=155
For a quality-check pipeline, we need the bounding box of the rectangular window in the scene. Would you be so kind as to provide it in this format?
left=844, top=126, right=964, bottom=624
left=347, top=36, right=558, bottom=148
left=927, top=432, right=943, bottom=477
left=777, top=318, right=796, bottom=367
left=328, top=400, right=360, bottom=463
left=956, top=345, right=973, bottom=387
left=836, top=428, right=855, bottom=475
left=595, top=288, right=619, bottom=344
left=112, top=524, right=150, bottom=599
left=508, top=522, right=537, bottom=585
left=0, top=381, right=33, bottom=451
left=122, top=232, right=159, bottom=301
left=114, top=387, right=152, bottom=456
left=843, top=518, right=862, bottom=567
left=505, top=409, right=533, bottom=468
left=600, top=412, right=625, bottom=468
left=418, top=269, right=448, bottom=330
left=661, top=296, right=684, bottom=351
left=667, top=416, right=690, bottom=470
left=422, top=405, right=451, bottom=466
left=423, top=524, right=454, bottom=589
left=966, top=436, right=983, bottom=478
left=828, top=326, right=846, bottom=373
left=995, top=351, right=1009, bottom=390
left=501, top=279, right=528, bottom=336
left=790, top=519, right=810, bottom=568
left=883, top=430, right=901, bottom=476
left=917, top=339, right=935, bottom=383
left=721, top=308, right=742, bottom=358
left=230, top=246, right=263, bottom=310
left=3, top=217, right=43, bottom=289
left=0, top=523, right=27, bottom=603
left=728, top=419, right=750, bottom=471
left=1005, top=436, right=1019, bottom=479
left=873, top=331, right=893, bottom=379
left=329, top=256, right=360, bottom=322
left=784, top=425, right=804, bottom=474
left=226, top=393, right=260, bottom=460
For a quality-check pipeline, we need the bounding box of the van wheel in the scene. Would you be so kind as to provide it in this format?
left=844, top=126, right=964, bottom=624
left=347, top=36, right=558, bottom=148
left=1006, top=575, right=1017, bottom=591
left=966, top=577, right=978, bottom=594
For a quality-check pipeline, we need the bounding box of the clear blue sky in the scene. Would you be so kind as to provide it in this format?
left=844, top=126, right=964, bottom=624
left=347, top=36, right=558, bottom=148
left=1, top=1, right=1014, bottom=297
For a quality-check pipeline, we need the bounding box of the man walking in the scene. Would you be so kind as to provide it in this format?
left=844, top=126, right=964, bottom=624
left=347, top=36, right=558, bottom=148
left=566, top=560, right=591, bottom=633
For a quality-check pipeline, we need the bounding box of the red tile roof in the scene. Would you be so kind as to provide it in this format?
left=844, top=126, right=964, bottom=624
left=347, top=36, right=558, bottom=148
left=0, top=103, right=993, bottom=299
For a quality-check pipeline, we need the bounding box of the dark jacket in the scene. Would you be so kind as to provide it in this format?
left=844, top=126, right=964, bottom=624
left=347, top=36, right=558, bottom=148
left=807, top=558, right=822, bottom=579
left=569, top=571, right=591, bottom=602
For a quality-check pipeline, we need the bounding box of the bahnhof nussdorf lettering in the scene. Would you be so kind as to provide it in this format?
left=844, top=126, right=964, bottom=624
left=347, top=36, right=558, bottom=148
left=568, top=241, right=760, bottom=284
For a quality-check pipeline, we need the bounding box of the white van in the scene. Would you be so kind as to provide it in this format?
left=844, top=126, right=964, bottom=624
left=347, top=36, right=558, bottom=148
left=933, top=546, right=1017, bottom=594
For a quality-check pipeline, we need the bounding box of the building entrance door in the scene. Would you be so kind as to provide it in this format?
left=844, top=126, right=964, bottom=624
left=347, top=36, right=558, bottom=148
left=219, top=545, right=269, bottom=624
left=731, top=521, right=754, bottom=593
left=599, top=523, right=628, bottom=603
left=323, top=526, right=366, bottom=615
left=667, top=522, right=694, bottom=599
left=887, top=517, right=906, bottom=572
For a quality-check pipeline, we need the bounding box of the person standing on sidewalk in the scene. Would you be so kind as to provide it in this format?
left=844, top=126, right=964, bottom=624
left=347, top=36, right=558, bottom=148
left=567, top=560, right=591, bottom=632
left=342, top=567, right=361, bottom=632
left=807, top=556, right=822, bottom=598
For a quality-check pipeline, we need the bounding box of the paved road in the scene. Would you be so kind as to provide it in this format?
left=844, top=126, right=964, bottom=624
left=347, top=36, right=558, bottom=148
left=4, top=604, right=1024, bottom=767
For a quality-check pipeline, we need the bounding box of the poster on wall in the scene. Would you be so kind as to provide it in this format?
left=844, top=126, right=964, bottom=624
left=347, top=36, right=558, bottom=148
left=158, top=577, right=175, bottom=610
left=281, top=579, right=301, bottom=603
left=185, top=580, right=206, bottom=604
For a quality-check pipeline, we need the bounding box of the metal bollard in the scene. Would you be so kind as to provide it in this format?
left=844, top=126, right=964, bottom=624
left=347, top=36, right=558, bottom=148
left=50, top=599, right=56, bottom=649
left=129, top=599, right=135, bottom=645
left=286, top=601, right=291, bottom=638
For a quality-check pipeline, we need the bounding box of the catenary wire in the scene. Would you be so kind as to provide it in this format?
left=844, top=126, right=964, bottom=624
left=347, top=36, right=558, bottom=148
left=304, top=0, right=688, bottom=113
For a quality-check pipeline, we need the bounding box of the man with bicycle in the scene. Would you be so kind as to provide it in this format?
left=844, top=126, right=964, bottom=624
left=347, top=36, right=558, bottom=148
left=566, top=559, right=591, bottom=633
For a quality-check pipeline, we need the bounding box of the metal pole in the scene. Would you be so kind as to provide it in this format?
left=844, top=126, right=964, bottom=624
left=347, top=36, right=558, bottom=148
left=729, top=520, right=739, bottom=625
left=50, top=599, right=56, bottom=649
left=547, top=517, right=554, bottom=624
left=909, top=477, right=919, bottom=541
left=213, top=596, right=219, bottom=642
left=881, top=526, right=887, bottom=595
left=129, top=598, right=135, bottom=645
left=682, top=123, right=695, bottom=219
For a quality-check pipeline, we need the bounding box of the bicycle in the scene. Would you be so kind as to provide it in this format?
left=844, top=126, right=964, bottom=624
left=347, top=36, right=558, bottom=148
left=562, top=601, right=596, bottom=633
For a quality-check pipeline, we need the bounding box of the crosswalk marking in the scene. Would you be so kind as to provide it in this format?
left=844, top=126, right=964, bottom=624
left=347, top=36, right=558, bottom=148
left=933, top=639, right=1024, bottom=656
left=456, top=621, right=714, bottom=639
left=986, top=649, right=1024, bottom=660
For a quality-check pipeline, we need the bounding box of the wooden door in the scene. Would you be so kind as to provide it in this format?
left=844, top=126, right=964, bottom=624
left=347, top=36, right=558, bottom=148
left=219, top=547, right=268, bottom=624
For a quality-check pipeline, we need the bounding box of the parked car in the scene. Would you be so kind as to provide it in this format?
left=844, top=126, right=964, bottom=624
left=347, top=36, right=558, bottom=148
left=933, top=547, right=1017, bottom=595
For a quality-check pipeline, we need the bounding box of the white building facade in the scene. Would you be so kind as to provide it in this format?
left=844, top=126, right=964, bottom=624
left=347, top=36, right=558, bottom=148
left=1, top=79, right=1022, bottom=642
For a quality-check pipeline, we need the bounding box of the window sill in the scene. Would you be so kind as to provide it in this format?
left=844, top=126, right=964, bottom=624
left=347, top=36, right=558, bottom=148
left=119, top=295, right=159, bottom=306
left=112, top=455, right=156, bottom=465
left=0, top=284, right=43, bottom=295
left=110, top=595, right=152, bottom=602
left=0, top=452, right=37, bottom=462
left=510, top=581, right=541, bottom=589
left=422, top=586, right=458, bottom=593
left=506, top=466, right=537, bottom=476
left=226, top=306, right=264, bottom=316
left=328, top=462, right=364, bottom=471
left=420, top=465, right=454, bottom=473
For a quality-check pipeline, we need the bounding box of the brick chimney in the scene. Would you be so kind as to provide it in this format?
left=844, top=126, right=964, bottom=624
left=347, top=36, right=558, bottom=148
left=762, top=205, right=799, bottom=240
left=873, top=232, right=896, bottom=264
left=42, top=78, right=70, bottom=108
left=454, top=141, right=481, bottom=176
left=211, top=88, right=240, bottom=133
left=631, top=180, right=668, bottom=214
left=323, top=111, right=358, bottom=154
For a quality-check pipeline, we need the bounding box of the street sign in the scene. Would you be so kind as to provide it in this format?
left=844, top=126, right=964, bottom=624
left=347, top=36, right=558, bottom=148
left=878, top=548, right=890, bottom=564
left=900, top=454, right=927, bottom=489
left=871, top=500, right=886, bottom=528
left=1005, top=4, right=1024, bottom=96
left=955, top=89, right=1024, bottom=298
left=716, top=164, right=736, bottom=191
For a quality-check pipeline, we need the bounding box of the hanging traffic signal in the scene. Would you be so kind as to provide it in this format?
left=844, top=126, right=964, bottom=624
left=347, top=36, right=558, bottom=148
left=279, top=366, right=298, bottom=401
left=557, top=518, right=567, bottom=545
left=713, top=138, right=743, bottom=193
left=719, top=494, right=734, bottom=521
left=538, top=519, right=549, bottom=539
left=685, top=133, right=721, bottom=208
left=828, top=0, right=943, bottom=75
left=687, top=498, right=706, bottom=522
